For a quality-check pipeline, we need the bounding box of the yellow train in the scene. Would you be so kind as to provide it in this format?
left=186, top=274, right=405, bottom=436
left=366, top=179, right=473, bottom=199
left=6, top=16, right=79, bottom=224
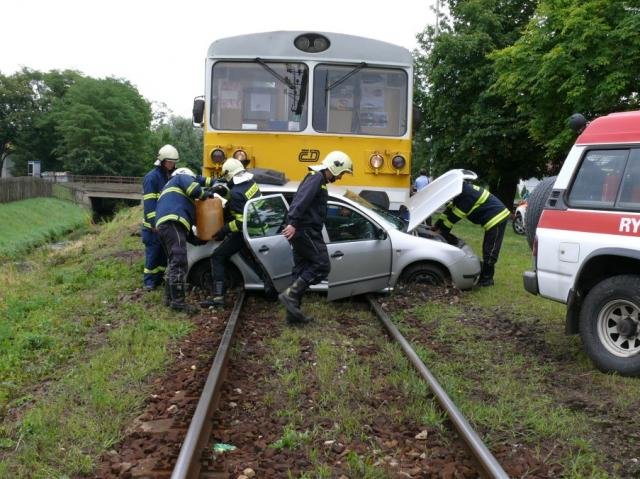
left=192, top=31, right=416, bottom=210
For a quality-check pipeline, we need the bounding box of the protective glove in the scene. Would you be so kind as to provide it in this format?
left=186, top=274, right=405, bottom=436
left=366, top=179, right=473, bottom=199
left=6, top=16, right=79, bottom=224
left=211, top=183, right=230, bottom=198
left=214, top=225, right=229, bottom=241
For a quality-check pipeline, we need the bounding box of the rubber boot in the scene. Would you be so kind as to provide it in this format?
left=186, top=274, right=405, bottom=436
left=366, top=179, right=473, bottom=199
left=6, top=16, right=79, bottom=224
left=285, top=297, right=314, bottom=325
left=279, top=278, right=312, bottom=325
left=478, top=262, right=495, bottom=287
left=169, top=283, right=198, bottom=314
left=199, top=281, right=225, bottom=308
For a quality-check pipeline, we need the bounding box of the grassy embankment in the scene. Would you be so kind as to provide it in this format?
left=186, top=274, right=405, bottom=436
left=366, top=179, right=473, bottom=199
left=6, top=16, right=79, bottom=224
left=0, top=197, right=90, bottom=258
left=0, top=201, right=191, bottom=478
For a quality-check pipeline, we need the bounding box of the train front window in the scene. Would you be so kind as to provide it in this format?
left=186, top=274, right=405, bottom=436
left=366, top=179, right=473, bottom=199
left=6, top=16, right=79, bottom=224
left=210, top=61, right=308, bottom=131
left=313, top=65, right=408, bottom=136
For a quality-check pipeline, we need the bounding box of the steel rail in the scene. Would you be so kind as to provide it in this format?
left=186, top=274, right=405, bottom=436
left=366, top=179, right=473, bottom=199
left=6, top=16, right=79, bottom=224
left=367, top=295, right=509, bottom=479
left=171, top=291, right=246, bottom=479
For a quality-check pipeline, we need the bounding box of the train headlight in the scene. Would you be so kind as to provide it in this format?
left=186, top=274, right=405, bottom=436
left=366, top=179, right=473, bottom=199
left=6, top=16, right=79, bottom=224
left=391, top=155, right=406, bottom=169
left=233, top=149, right=249, bottom=166
left=211, top=148, right=226, bottom=164
left=369, top=154, right=384, bottom=169
left=294, top=33, right=330, bottom=53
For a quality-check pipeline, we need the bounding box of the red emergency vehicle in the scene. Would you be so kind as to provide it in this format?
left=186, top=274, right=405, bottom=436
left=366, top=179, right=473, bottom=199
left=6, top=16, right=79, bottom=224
left=524, top=111, right=640, bottom=376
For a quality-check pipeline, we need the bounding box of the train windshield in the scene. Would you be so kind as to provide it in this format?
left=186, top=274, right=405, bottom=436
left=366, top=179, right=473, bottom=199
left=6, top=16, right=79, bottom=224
left=210, top=61, right=308, bottom=132
left=312, top=65, right=408, bottom=136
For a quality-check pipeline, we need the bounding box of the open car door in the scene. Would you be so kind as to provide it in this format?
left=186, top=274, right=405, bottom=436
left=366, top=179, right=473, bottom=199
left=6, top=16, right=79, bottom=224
left=243, top=194, right=293, bottom=292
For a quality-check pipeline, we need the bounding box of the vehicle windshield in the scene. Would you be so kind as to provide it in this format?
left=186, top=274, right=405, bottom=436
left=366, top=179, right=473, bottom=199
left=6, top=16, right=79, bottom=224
left=343, top=191, right=407, bottom=231
left=312, top=64, right=408, bottom=136
left=210, top=61, right=308, bottom=131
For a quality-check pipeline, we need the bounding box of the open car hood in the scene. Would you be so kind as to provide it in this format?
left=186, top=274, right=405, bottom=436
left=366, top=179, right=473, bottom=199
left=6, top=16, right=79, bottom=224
left=406, top=169, right=478, bottom=233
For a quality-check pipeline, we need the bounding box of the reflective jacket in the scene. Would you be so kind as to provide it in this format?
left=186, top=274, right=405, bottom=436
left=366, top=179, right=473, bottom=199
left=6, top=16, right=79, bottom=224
left=439, top=183, right=510, bottom=232
left=287, top=169, right=328, bottom=232
left=221, top=178, right=261, bottom=233
left=156, top=174, right=213, bottom=231
left=142, top=166, right=170, bottom=229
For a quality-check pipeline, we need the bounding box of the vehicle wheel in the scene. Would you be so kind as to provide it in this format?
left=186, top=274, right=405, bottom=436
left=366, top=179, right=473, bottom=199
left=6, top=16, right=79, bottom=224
left=187, top=260, right=242, bottom=291
left=400, top=263, right=448, bottom=286
left=512, top=212, right=525, bottom=235
left=579, top=275, right=640, bottom=376
left=524, top=176, right=556, bottom=249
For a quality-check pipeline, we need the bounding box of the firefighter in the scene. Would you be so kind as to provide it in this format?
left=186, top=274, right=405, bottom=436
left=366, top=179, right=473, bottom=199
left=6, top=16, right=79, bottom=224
left=141, top=144, right=179, bottom=291
left=200, top=158, right=261, bottom=308
left=278, top=151, right=353, bottom=325
left=156, top=167, right=214, bottom=312
left=433, top=181, right=510, bottom=286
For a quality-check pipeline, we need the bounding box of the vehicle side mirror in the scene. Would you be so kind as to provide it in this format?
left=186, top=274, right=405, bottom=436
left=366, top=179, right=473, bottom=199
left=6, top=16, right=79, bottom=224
left=192, top=97, right=205, bottom=125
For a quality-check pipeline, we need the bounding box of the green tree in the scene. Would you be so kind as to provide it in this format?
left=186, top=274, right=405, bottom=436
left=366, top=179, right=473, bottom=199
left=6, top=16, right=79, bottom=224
left=491, top=0, right=640, bottom=165
left=9, top=69, right=82, bottom=175
left=149, top=116, right=203, bottom=173
left=0, top=70, right=36, bottom=177
left=414, top=0, right=544, bottom=206
left=51, top=77, right=152, bottom=176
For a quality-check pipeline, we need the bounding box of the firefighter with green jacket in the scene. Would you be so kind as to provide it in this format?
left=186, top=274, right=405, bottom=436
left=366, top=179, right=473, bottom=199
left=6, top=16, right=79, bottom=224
left=433, top=181, right=510, bottom=287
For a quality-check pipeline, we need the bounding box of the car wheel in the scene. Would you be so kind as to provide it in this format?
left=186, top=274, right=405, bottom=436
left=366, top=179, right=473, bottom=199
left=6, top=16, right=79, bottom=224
left=512, top=212, right=525, bottom=235
left=187, top=259, right=243, bottom=291
left=524, top=176, right=556, bottom=249
left=400, top=263, right=448, bottom=286
left=579, top=275, right=640, bottom=376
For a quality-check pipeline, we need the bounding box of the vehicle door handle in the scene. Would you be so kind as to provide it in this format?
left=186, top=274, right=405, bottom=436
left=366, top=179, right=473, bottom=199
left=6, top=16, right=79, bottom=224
left=331, top=251, right=344, bottom=258
left=258, top=245, right=269, bottom=253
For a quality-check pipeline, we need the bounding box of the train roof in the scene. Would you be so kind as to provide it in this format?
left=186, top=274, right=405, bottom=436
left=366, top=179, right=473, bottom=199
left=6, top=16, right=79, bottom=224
left=207, top=31, right=413, bottom=67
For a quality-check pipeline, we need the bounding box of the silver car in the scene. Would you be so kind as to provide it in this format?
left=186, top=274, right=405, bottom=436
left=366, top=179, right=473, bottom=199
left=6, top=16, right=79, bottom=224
left=187, top=169, right=481, bottom=300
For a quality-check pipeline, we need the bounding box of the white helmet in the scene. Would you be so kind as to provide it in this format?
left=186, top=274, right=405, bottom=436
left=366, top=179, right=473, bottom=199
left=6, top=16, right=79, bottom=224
left=172, top=167, right=195, bottom=177
left=322, top=151, right=353, bottom=176
left=154, top=144, right=180, bottom=166
left=221, top=158, right=245, bottom=182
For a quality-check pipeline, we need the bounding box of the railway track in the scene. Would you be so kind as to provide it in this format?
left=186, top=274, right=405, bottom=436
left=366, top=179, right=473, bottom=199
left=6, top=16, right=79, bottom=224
left=163, top=292, right=509, bottom=479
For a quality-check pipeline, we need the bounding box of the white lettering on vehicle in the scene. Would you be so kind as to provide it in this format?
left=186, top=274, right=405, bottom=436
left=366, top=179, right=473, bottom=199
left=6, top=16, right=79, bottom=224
left=619, top=217, right=640, bottom=233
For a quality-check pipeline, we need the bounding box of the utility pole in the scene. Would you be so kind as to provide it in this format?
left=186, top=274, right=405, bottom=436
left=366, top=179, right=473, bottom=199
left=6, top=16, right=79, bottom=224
left=435, top=0, right=441, bottom=36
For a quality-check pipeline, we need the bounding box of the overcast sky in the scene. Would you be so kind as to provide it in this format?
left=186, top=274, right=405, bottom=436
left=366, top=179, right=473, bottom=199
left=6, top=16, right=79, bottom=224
left=1, top=0, right=437, bottom=119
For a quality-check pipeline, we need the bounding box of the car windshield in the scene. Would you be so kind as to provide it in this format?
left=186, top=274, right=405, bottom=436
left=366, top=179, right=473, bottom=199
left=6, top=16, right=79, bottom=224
left=342, top=191, right=407, bottom=231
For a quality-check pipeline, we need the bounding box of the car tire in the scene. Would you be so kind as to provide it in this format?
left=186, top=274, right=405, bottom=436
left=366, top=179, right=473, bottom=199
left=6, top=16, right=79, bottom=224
left=400, top=263, right=448, bottom=286
left=524, top=176, right=556, bottom=249
left=579, top=275, right=640, bottom=377
left=512, top=212, right=525, bottom=235
left=187, top=259, right=242, bottom=291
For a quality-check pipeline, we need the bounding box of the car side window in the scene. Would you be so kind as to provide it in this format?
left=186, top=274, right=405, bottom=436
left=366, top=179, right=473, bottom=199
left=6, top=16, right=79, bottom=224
left=245, top=195, right=288, bottom=238
left=618, top=149, right=640, bottom=211
left=325, top=204, right=376, bottom=242
left=568, top=149, right=628, bottom=208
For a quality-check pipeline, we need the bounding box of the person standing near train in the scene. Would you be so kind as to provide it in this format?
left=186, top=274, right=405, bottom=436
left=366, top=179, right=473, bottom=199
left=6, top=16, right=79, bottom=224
left=278, top=151, right=353, bottom=325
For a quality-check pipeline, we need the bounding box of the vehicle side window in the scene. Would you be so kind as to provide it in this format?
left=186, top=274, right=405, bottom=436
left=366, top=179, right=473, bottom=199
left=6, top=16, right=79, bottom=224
left=618, top=149, right=640, bottom=211
left=568, top=149, right=628, bottom=208
left=245, top=196, right=287, bottom=238
left=325, top=204, right=376, bottom=242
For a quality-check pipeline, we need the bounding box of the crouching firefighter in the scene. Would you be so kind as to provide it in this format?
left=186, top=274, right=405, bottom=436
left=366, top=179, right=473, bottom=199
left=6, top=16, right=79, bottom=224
left=433, top=181, right=510, bottom=286
left=200, top=158, right=261, bottom=308
left=279, top=151, right=353, bottom=325
left=155, top=167, right=214, bottom=313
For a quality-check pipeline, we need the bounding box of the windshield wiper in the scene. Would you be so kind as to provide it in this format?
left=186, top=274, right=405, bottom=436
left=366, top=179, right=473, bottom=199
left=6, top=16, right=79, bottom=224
left=255, top=58, right=295, bottom=89
left=326, top=62, right=368, bottom=91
